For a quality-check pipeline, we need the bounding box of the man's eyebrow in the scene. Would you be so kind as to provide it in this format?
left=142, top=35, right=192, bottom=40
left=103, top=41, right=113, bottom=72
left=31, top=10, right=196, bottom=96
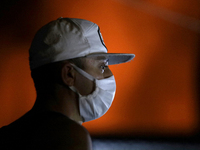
left=86, top=55, right=108, bottom=61
left=98, top=58, right=109, bottom=63
left=95, top=56, right=109, bottom=61
left=85, top=55, right=109, bottom=64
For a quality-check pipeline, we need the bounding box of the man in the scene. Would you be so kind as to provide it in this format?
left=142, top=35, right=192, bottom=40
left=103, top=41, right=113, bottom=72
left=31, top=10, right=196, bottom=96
left=0, top=18, right=135, bottom=149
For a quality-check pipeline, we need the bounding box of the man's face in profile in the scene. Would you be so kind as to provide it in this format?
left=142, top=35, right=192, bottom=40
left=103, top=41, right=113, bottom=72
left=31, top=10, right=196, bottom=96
left=73, top=56, right=113, bottom=96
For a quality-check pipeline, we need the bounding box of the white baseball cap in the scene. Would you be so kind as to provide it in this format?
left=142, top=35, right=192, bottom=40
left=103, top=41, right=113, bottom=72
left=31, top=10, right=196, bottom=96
left=29, top=18, right=135, bottom=70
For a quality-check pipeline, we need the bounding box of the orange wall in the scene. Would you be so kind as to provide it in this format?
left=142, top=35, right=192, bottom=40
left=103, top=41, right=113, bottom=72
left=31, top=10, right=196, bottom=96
left=0, top=0, right=199, bottom=137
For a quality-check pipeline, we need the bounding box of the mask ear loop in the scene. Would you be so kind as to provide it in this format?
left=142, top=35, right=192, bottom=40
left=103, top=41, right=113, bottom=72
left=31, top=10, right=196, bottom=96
left=69, top=63, right=97, bottom=97
left=69, top=64, right=97, bottom=122
left=70, top=63, right=95, bottom=81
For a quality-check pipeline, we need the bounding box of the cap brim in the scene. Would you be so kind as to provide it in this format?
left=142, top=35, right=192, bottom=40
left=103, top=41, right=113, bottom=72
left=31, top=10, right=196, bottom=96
left=86, top=53, right=135, bottom=65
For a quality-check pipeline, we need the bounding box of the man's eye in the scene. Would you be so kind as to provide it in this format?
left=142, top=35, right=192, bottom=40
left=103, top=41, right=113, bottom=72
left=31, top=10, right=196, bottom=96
left=101, top=65, right=105, bottom=69
left=100, top=65, right=108, bottom=73
left=101, top=64, right=108, bottom=69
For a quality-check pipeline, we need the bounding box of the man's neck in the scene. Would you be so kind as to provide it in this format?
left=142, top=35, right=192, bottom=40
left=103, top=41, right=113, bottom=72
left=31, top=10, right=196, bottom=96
left=31, top=90, right=83, bottom=124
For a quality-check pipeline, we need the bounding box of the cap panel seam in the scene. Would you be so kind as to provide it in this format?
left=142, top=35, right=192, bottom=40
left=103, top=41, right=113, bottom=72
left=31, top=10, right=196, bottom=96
left=70, top=19, right=95, bottom=55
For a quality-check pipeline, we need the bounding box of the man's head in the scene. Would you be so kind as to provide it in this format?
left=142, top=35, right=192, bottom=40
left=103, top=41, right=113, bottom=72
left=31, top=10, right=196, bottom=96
left=29, top=17, right=134, bottom=70
left=29, top=17, right=135, bottom=122
left=29, top=17, right=134, bottom=92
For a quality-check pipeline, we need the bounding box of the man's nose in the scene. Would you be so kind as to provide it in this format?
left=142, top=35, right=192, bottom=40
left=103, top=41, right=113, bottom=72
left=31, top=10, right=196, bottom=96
left=104, top=67, right=113, bottom=78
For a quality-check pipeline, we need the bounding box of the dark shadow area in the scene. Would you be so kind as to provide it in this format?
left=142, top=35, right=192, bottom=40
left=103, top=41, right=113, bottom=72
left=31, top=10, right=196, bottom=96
left=194, top=32, right=200, bottom=139
left=0, top=0, right=20, bottom=18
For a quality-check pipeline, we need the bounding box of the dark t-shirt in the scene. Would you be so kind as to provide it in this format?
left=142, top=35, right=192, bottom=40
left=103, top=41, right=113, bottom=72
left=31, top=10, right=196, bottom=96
left=0, top=111, right=84, bottom=149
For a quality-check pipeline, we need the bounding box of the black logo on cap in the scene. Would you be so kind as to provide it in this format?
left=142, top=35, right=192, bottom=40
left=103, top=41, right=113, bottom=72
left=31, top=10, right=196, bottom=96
left=98, top=27, right=107, bottom=51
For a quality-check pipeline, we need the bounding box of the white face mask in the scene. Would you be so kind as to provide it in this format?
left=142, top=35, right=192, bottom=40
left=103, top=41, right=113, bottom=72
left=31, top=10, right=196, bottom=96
left=69, top=64, right=116, bottom=122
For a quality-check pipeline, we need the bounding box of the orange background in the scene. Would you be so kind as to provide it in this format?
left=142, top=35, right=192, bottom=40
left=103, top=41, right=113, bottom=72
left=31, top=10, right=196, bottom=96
left=0, top=0, right=199, bottom=137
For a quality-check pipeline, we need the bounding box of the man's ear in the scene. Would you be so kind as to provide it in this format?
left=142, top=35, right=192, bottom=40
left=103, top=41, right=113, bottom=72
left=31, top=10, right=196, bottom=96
left=61, top=63, right=75, bottom=86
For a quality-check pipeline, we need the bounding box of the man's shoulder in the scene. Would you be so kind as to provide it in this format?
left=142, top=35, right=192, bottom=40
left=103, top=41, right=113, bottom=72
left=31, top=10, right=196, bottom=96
left=43, top=112, right=92, bottom=149
left=47, top=111, right=88, bottom=134
left=0, top=111, right=92, bottom=149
